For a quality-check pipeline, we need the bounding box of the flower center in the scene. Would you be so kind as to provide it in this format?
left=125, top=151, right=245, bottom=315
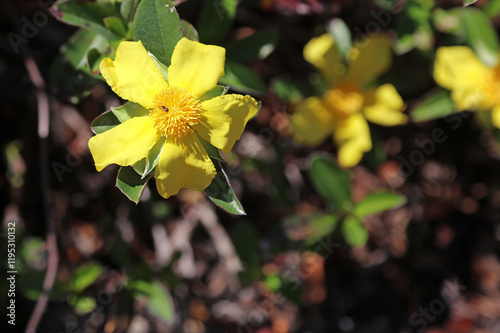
left=323, top=82, right=364, bottom=118
left=149, top=87, right=202, bottom=138
left=480, top=66, right=500, bottom=109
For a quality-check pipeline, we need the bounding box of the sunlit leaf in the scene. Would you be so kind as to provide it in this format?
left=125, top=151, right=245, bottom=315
left=91, top=110, right=121, bottom=134
left=411, top=88, right=457, bottom=122
left=326, top=18, right=351, bottom=61
left=111, top=102, right=149, bottom=123
left=68, top=262, right=104, bottom=293
left=461, top=7, right=499, bottom=67
left=353, top=191, right=407, bottom=218
left=205, top=160, right=245, bottom=215
left=116, top=166, right=152, bottom=203
left=219, top=60, right=267, bottom=96
left=342, top=215, right=368, bottom=247
left=133, top=0, right=184, bottom=66
left=130, top=280, right=174, bottom=324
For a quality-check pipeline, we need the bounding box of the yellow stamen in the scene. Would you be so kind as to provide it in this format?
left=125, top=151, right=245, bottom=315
left=149, top=87, right=202, bottom=138
left=323, top=82, right=364, bottom=118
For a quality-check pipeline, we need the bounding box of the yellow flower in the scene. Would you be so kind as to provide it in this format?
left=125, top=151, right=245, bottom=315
left=434, top=46, right=500, bottom=126
left=291, top=34, right=407, bottom=168
left=89, top=38, right=259, bottom=198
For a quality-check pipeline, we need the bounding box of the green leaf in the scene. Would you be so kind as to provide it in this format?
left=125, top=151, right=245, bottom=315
left=199, top=85, right=230, bottom=102
left=461, top=7, right=499, bottom=67
left=181, top=19, right=199, bottom=41
left=130, top=280, right=174, bottom=324
left=148, top=52, right=169, bottom=81
left=116, top=166, right=152, bottom=203
left=133, top=140, right=165, bottom=178
left=197, top=0, right=237, bottom=43
left=205, top=160, right=245, bottom=215
left=326, top=18, right=352, bottom=62
left=60, top=29, right=109, bottom=73
left=432, top=8, right=463, bottom=35
left=282, top=212, right=339, bottom=245
left=111, top=102, right=149, bottom=123
left=463, top=0, right=478, bottom=7
left=411, top=88, right=457, bottom=122
left=224, top=29, right=279, bottom=62
left=133, top=0, right=184, bottom=66
left=50, top=1, right=120, bottom=40
left=342, top=215, right=368, bottom=247
left=219, top=60, right=267, bottom=96
left=270, top=75, right=303, bottom=103
left=484, top=0, right=500, bottom=17
left=68, top=262, right=104, bottom=293
left=309, top=154, right=352, bottom=212
left=91, top=110, right=121, bottom=134
left=69, top=295, right=97, bottom=314
left=120, top=0, right=141, bottom=23
left=103, top=16, right=127, bottom=38
left=353, top=191, right=407, bottom=218
left=197, top=134, right=223, bottom=161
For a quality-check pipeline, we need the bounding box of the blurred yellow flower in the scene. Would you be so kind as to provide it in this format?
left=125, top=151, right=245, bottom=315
left=89, top=38, right=259, bottom=198
left=434, top=46, right=500, bottom=126
left=291, top=34, right=407, bottom=168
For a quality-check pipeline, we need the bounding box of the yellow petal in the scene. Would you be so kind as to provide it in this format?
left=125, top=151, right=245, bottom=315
left=291, top=97, right=334, bottom=146
left=168, top=38, right=225, bottom=97
left=100, top=41, right=169, bottom=109
left=362, top=84, right=408, bottom=126
left=196, top=94, right=259, bottom=154
left=345, top=35, right=392, bottom=86
left=154, top=133, right=216, bottom=198
left=333, top=113, right=372, bottom=168
left=303, top=33, right=344, bottom=84
left=89, top=117, right=161, bottom=171
left=492, top=106, right=500, bottom=129
left=434, top=46, right=488, bottom=92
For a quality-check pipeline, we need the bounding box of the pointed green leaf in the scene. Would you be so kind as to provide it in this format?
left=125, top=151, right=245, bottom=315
left=116, top=166, right=152, bottom=203
left=353, top=191, right=407, bottom=218
left=219, top=60, right=267, bottom=96
left=197, top=0, right=237, bottom=43
left=461, top=7, right=499, bottom=67
left=181, top=19, right=199, bottom=41
left=199, top=85, right=230, bottom=102
left=60, top=29, right=109, bottom=72
left=342, top=215, right=368, bottom=247
left=148, top=52, right=169, bottom=81
left=309, top=154, right=352, bottom=212
left=197, top=134, right=223, bottom=161
left=133, top=140, right=165, bottom=178
left=225, top=29, right=279, bottom=62
left=205, top=160, right=245, bottom=215
left=130, top=280, right=174, bottom=324
left=111, top=102, right=149, bottom=123
left=50, top=1, right=120, bottom=40
left=326, top=18, right=352, bottom=61
left=120, top=0, right=141, bottom=23
left=68, top=262, right=104, bottom=293
left=133, top=0, right=184, bottom=66
left=91, top=110, right=121, bottom=134
left=103, top=16, right=127, bottom=37
left=411, top=88, right=457, bottom=122
left=463, top=0, right=478, bottom=7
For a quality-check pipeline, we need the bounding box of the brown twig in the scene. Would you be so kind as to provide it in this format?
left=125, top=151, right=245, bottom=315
left=2, top=1, right=59, bottom=332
